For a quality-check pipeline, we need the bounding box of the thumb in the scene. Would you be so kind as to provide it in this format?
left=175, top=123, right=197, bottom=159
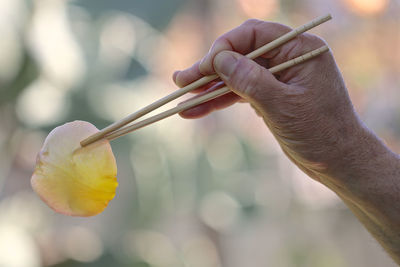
left=213, top=51, right=286, bottom=105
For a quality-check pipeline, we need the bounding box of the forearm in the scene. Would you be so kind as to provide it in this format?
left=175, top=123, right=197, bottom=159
left=322, top=124, right=400, bottom=263
left=340, top=193, right=400, bottom=264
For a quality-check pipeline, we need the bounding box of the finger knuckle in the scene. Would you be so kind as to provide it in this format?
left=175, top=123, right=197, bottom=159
left=209, top=36, right=231, bottom=54
left=242, top=18, right=263, bottom=27
left=266, top=22, right=292, bottom=32
left=213, top=36, right=225, bottom=47
left=300, top=33, right=327, bottom=47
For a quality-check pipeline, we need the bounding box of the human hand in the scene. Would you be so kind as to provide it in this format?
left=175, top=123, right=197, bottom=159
left=173, top=19, right=365, bottom=183
left=174, top=19, right=400, bottom=263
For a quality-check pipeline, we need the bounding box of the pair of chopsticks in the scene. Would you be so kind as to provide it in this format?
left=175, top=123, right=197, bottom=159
left=80, top=14, right=332, bottom=147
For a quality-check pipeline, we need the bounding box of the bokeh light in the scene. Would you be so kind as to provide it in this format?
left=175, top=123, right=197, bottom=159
left=205, top=132, right=244, bottom=171
left=0, top=0, right=399, bottom=266
left=200, top=191, right=241, bottom=232
left=0, top=27, right=23, bottom=84
left=237, top=0, right=279, bottom=19
left=63, top=227, right=104, bottom=262
left=124, top=230, right=181, bottom=267
left=182, top=235, right=221, bottom=267
left=343, top=0, right=389, bottom=15
left=28, top=0, right=85, bottom=88
left=0, top=225, right=40, bottom=267
left=16, top=78, right=69, bottom=127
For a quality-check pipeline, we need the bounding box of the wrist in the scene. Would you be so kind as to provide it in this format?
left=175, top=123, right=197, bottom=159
left=323, top=118, right=398, bottom=203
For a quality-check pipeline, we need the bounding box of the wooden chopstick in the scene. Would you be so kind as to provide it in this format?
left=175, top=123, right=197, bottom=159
left=80, top=14, right=332, bottom=147
left=105, top=45, right=329, bottom=141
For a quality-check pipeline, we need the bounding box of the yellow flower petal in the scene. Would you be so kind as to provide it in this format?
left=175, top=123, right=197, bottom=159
left=31, top=121, right=118, bottom=217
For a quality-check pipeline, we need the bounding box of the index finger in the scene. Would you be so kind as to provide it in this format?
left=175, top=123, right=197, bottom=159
left=174, top=20, right=291, bottom=87
left=199, top=19, right=292, bottom=75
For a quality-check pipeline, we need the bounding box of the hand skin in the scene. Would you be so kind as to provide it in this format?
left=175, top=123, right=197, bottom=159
left=173, top=19, right=400, bottom=264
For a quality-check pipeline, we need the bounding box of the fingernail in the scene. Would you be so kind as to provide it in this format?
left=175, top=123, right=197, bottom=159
left=173, top=70, right=180, bottom=82
left=174, top=71, right=185, bottom=87
left=214, top=51, right=238, bottom=80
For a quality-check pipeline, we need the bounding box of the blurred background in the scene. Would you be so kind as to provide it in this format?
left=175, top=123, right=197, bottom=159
left=0, top=0, right=399, bottom=266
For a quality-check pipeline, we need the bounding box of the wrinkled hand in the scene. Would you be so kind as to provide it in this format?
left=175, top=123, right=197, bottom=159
left=174, top=19, right=400, bottom=263
left=173, top=19, right=363, bottom=183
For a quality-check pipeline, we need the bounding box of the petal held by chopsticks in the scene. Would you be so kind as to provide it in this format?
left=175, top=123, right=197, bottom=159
left=31, top=121, right=118, bottom=217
